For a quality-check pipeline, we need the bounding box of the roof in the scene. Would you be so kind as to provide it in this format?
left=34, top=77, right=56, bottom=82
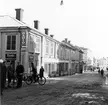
left=0, top=15, right=27, bottom=27
left=74, top=46, right=84, bottom=53
left=61, top=41, right=77, bottom=51
left=0, top=15, right=60, bottom=44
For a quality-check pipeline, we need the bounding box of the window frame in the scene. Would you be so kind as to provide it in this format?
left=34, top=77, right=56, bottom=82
left=6, top=35, right=17, bottom=51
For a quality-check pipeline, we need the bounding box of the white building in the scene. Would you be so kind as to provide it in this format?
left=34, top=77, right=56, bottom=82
left=0, top=8, right=61, bottom=77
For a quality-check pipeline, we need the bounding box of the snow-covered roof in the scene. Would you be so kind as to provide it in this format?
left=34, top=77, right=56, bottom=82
left=0, top=15, right=61, bottom=44
left=0, top=15, right=27, bottom=27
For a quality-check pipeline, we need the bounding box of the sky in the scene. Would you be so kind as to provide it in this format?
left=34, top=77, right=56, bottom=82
left=0, top=0, right=108, bottom=58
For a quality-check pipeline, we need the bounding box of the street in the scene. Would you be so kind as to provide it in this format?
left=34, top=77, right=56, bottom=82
left=1, top=72, right=108, bottom=105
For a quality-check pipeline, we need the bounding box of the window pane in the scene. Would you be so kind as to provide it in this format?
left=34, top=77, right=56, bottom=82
left=7, top=36, right=11, bottom=50
left=12, top=36, right=16, bottom=50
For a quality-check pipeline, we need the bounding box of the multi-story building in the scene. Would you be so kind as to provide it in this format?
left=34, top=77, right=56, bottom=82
left=41, top=29, right=61, bottom=77
left=97, top=57, right=108, bottom=70
left=57, top=38, right=76, bottom=76
left=0, top=9, right=42, bottom=74
left=0, top=8, right=88, bottom=77
left=80, top=47, right=94, bottom=71
left=74, top=46, right=84, bottom=73
left=0, top=9, right=60, bottom=76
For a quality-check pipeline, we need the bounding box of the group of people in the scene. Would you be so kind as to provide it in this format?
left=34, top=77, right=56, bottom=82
left=0, top=61, right=25, bottom=95
left=98, top=68, right=104, bottom=77
left=0, top=60, right=44, bottom=96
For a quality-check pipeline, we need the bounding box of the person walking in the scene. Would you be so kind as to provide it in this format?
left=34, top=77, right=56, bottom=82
left=31, top=62, right=37, bottom=82
left=16, top=62, right=24, bottom=88
left=100, top=69, right=104, bottom=77
left=7, top=62, right=13, bottom=88
left=39, top=66, right=44, bottom=79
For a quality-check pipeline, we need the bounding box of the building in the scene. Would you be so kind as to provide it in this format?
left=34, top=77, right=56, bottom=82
left=97, top=57, right=108, bottom=70
left=41, top=29, right=61, bottom=77
left=74, top=46, right=84, bottom=73
left=57, top=38, right=76, bottom=76
left=80, top=47, right=94, bottom=71
left=0, top=8, right=90, bottom=77
left=0, top=8, right=61, bottom=77
left=0, top=9, right=42, bottom=74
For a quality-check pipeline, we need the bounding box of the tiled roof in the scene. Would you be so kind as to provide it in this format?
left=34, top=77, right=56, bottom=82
left=0, top=15, right=27, bottom=27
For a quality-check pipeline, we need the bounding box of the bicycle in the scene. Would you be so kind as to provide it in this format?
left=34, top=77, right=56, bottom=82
left=10, top=72, right=31, bottom=88
left=26, top=72, right=46, bottom=85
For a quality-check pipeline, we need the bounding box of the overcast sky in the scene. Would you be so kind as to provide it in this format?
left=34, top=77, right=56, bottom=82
left=0, top=0, right=108, bottom=58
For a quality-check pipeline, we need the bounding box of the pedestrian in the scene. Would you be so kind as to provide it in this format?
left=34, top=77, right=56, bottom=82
left=31, top=62, right=37, bottom=82
left=7, top=62, right=14, bottom=88
left=100, top=69, right=104, bottom=77
left=98, top=69, right=100, bottom=74
left=3, top=61, right=7, bottom=87
left=39, top=66, right=44, bottom=79
left=90, top=68, right=92, bottom=72
left=0, top=60, right=7, bottom=95
left=16, top=62, right=24, bottom=88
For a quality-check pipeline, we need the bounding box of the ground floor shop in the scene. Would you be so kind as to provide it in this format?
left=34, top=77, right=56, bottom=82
left=1, top=50, right=41, bottom=74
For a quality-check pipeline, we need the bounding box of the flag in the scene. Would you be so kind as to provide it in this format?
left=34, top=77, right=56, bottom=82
left=60, top=0, right=63, bottom=5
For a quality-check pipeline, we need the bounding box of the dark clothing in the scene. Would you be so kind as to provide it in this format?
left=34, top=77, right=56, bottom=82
left=98, top=69, right=100, bottom=73
left=17, top=75, right=23, bottom=87
left=7, top=65, right=14, bottom=86
left=32, top=67, right=37, bottom=82
left=16, top=65, right=24, bottom=76
left=16, top=64, right=24, bottom=88
left=0, top=63, right=7, bottom=95
left=32, top=67, right=37, bottom=74
left=39, top=67, right=44, bottom=78
left=100, top=69, right=104, bottom=77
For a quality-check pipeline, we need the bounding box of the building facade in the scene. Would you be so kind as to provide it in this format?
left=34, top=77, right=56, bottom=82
left=0, top=9, right=61, bottom=77
left=0, top=15, right=42, bottom=74
left=0, top=8, right=87, bottom=77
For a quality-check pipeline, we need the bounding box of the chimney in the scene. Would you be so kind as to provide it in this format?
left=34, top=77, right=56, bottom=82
left=34, top=20, right=39, bottom=29
left=50, top=35, right=54, bottom=38
left=68, top=41, right=70, bottom=44
left=44, top=28, right=49, bottom=35
left=65, top=38, right=68, bottom=42
left=15, top=8, right=23, bottom=21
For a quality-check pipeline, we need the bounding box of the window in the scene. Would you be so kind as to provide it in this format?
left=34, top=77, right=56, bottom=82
left=35, top=37, right=40, bottom=52
left=7, top=35, right=16, bottom=50
left=50, top=42, right=54, bottom=55
left=45, top=39, right=49, bottom=54
left=30, top=36, right=34, bottom=51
